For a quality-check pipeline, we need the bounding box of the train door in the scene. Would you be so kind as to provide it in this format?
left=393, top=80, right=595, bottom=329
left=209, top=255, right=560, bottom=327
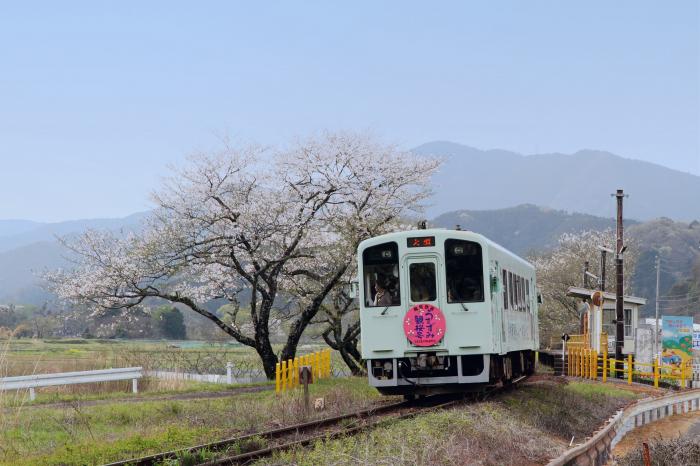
left=405, top=256, right=445, bottom=345
left=405, top=254, right=449, bottom=349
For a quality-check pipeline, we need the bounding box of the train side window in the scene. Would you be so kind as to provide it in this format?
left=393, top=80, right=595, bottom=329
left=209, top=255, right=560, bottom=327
left=502, top=270, right=508, bottom=309
left=444, top=239, right=484, bottom=303
left=362, top=242, right=400, bottom=307
left=525, top=279, right=531, bottom=312
left=508, top=272, right=514, bottom=310
left=520, top=277, right=526, bottom=311
left=514, top=276, right=520, bottom=311
left=409, top=262, right=437, bottom=302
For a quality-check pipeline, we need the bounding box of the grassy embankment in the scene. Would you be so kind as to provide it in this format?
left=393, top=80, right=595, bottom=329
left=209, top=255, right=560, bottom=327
left=265, top=380, right=642, bottom=466
left=1, top=377, right=378, bottom=466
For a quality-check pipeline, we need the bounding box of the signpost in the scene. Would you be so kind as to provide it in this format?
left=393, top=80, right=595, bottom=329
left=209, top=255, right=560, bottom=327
left=561, top=333, right=570, bottom=375
left=300, top=366, right=313, bottom=414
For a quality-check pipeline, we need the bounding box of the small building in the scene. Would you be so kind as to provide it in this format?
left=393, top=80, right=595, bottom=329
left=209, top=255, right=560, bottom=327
left=566, top=287, right=647, bottom=354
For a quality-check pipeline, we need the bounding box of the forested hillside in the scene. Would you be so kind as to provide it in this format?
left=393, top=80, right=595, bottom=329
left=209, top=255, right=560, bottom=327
left=433, top=205, right=700, bottom=314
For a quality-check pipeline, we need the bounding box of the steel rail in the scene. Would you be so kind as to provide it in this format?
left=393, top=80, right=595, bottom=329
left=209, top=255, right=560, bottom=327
left=200, top=397, right=463, bottom=466
left=199, top=377, right=531, bottom=465
left=106, top=376, right=529, bottom=466
left=103, top=399, right=408, bottom=466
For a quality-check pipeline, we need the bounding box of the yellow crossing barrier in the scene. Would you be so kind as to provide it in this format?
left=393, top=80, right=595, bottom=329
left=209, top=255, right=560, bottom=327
left=275, top=348, right=332, bottom=393
left=566, top=346, right=692, bottom=389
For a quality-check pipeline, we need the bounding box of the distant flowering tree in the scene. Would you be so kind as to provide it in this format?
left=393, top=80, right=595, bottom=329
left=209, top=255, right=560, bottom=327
left=47, top=132, right=439, bottom=378
left=529, top=229, right=638, bottom=345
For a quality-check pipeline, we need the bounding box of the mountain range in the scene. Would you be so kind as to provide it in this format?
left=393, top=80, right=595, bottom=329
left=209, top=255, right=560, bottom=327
left=2, top=141, right=699, bottom=312
left=416, top=141, right=700, bottom=221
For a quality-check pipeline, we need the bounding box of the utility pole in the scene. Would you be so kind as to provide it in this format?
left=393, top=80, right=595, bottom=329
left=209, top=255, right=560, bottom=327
left=600, top=250, right=607, bottom=292
left=655, top=255, right=660, bottom=360
left=614, top=189, right=626, bottom=378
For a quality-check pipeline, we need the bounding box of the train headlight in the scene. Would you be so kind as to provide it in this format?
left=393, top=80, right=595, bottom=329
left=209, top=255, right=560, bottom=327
left=383, top=361, right=392, bottom=372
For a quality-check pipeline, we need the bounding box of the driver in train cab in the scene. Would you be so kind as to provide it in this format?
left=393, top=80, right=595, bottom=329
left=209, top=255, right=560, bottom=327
left=373, top=275, right=393, bottom=307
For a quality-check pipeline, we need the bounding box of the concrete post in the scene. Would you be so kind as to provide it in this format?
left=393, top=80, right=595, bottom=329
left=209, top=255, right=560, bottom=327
left=226, top=362, right=233, bottom=385
left=29, top=387, right=35, bottom=401
left=132, top=378, right=138, bottom=394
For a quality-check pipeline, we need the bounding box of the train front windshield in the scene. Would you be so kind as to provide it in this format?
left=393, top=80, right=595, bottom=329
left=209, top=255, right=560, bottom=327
left=362, top=242, right=401, bottom=307
left=445, top=239, right=484, bottom=303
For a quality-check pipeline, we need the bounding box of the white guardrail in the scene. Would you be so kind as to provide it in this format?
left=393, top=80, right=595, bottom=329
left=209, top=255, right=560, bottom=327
left=0, top=367, right=143, bottom=401
left=546, top=388, right=700, bottom=466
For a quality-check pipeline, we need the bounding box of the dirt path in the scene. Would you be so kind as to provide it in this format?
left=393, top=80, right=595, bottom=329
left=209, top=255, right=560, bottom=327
left=7, top=384, right=274, bottom=410
left=611, top=410, right=700, bottom=459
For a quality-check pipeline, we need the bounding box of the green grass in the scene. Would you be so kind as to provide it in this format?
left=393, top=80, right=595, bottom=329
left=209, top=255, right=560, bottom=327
left=0, top=377, right=382, bottom=466
left=263, top=381, right=644, bottom=466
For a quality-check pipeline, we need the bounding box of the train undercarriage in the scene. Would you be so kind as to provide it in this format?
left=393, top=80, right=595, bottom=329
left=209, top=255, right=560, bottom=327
left=368, top=350, right=536, bottom=397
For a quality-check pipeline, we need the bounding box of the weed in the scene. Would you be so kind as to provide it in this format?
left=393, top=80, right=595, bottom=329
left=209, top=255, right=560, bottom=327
left=617, top=436, right=700, bottom=466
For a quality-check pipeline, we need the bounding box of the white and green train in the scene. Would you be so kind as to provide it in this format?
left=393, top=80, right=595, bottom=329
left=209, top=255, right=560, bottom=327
left=358, top=228, right=539, bottom=396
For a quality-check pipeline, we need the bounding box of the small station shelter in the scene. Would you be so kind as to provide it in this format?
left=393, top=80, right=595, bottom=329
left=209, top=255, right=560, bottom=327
left=566, top=287, right=647, bottom=355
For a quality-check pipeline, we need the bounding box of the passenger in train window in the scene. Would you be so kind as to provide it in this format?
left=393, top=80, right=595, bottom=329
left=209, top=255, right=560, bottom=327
left=373, top=275, right=394, bottom=307
left=362, top=242, right=401, bottom=307
left=448, top=275, right=482, bottom=302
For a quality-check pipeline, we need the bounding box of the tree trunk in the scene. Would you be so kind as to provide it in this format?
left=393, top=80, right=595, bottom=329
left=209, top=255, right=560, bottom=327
left=339, top=344, right=365, bottom=375
left=322, top=322, right=365, bottom=376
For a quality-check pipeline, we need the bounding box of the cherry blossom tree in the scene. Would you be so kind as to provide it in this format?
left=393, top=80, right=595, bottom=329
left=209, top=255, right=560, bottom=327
left=529, top=229, right=638, bottom=345
left=48, top=132, right=439, bottom=378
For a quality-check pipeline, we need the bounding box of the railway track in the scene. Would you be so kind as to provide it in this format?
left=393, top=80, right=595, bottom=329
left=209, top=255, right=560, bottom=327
left=106, top=378, right=527, bottom=466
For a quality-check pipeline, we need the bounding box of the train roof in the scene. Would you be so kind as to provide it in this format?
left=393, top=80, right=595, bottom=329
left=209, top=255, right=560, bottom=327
left=359, top=228, right=534, bottom=270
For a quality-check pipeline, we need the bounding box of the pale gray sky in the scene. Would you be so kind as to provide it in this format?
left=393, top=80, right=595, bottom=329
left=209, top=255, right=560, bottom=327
left=1, top=1, right=698, bottom=221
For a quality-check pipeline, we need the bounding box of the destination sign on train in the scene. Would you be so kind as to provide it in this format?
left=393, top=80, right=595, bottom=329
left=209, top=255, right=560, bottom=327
left=407, top=236, right=435, bottom=248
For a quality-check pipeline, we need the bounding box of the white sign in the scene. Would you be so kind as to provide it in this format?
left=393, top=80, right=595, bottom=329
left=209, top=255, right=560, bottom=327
left=635, top=327, right=653, bottom=370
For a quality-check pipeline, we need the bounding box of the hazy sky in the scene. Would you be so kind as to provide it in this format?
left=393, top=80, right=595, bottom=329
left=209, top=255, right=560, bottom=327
left=1, top=1, right=698, bottom=222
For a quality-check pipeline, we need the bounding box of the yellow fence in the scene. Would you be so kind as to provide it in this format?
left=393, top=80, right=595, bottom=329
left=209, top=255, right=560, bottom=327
left=275, top=348, right=332, bottom=393
left=566, top=347, right=692, bottom=389
left=566, top=332, right=608, bottom=354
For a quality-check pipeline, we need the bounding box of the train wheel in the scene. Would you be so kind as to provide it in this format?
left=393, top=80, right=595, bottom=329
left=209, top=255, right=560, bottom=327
left=525, top=350, right=536, bottom=376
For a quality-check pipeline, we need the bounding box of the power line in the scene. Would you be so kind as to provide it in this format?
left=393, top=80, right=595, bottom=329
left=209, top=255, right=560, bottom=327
left=658, top=294, right=700, bottom=302
left=658, top=290, right=700, bottom=298
left=660, top=294, right=700, bottom=300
